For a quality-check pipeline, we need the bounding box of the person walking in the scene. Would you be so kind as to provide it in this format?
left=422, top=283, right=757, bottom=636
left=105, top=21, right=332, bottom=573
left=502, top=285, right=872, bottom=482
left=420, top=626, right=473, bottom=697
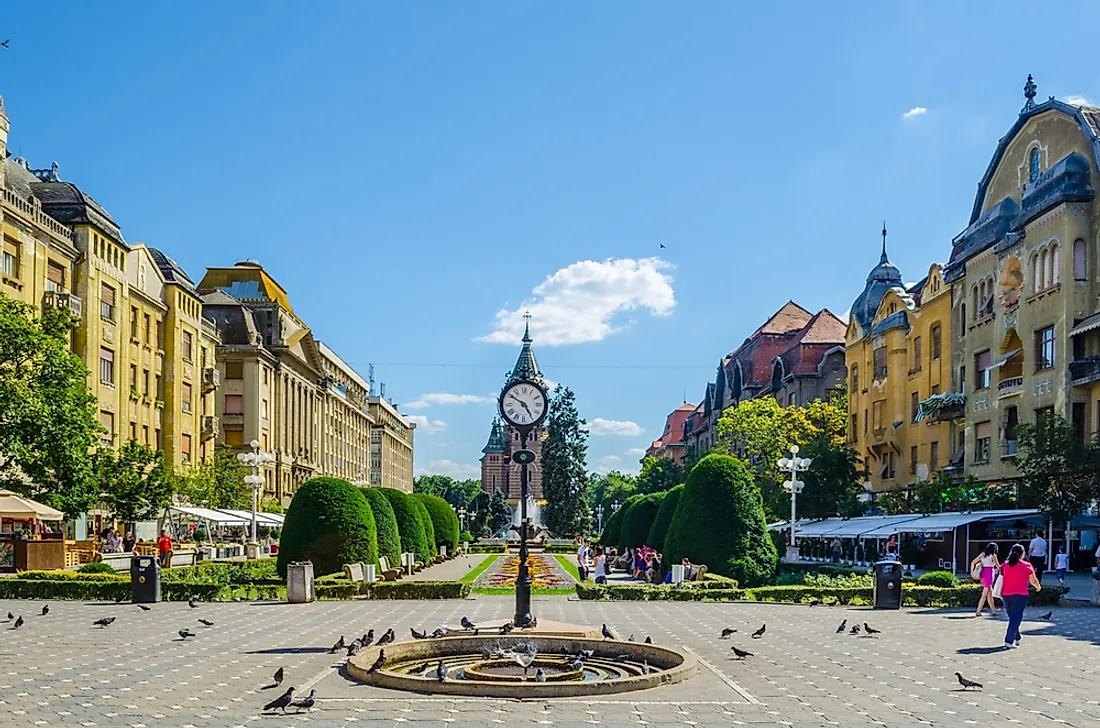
left=593, top=547, right=608, bottom=585
left=576, top=538, right=590, bottom=582
left=970, top=543, right=1000, bottom=616
left=1054, top=545, right=1069, bottom=586
left=830, top=537, right=842, bottom=564
left=1000, top=543, right=1041, bottom=649
left=157, top=529, right=173, bottom=568
left=1028, top=530, right=1048, bottom=582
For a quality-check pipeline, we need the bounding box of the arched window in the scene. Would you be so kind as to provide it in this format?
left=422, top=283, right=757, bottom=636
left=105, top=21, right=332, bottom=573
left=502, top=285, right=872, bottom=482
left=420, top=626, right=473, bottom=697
left=1040, top=249, right=1049, bottom=289
left=1052, top=245, right=1061, bottom=285
left=972, top=286, right=979, bottom=317
left=771, top=360, right=784, bottom=392
left=851, top=365, right=859, bottom=393
left=1029, top=148, right=1041, bottom=184
left=1032, top=253, right=1041, bottom=290
left=1074, top=239, right=1087, bottom=280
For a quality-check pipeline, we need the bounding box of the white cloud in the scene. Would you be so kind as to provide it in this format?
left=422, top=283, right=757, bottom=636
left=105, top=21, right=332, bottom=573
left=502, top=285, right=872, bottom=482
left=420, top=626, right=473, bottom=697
left=625, top=448, right=647, bottom=457
left=902, top=106, right=927, bottom=119
left=478, top=257, right=676, bottom=346
left=406, top=415, right=446, bottom=434
left=599, top=455, right=621, bottom=465
left=404, top=392, right=495, bottom=410
left=415, top=459, right=481, bottom=479
left=1065, top=95, right=1092, bottom=107
left=587, top=418, right=645, bottom=436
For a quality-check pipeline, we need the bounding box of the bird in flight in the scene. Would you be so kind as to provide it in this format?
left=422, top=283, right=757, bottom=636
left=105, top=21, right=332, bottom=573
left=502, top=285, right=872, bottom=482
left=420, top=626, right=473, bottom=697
left=0, top=40, right=9, bottom=49
left=659, top=243, right=666, bottom=249
left=955, top=672, right=982, bottom=690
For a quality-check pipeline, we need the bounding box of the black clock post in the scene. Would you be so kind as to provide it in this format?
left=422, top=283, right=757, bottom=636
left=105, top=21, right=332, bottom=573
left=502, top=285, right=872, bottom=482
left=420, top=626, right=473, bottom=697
left=513, top=428, right=535, bottom=627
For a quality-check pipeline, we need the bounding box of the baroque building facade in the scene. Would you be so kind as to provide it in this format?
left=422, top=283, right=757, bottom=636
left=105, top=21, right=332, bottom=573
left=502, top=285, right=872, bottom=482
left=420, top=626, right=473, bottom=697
left=480, top=322, right=546, bottom=502
left=946, top=77, right=1100, bottom=484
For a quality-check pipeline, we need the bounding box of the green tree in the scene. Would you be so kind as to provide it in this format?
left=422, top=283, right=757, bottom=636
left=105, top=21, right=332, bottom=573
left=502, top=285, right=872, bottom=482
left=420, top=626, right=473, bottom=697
left=175, top=448, right=248, bottom=509
left=541, top=386, right=592, bottom=537
left=635, top=456, right=684, bottom=495
left=664, top=453, right=778, bottom=587
left=797, top=435, right=865, bottom=519
left=615, top=493, right=647, bottom=551
left=877, top=472, right=1016, bottom=515
left=488, top=489, right=512, bottom=535
left=599, top=498, right=627, bottom=546
left=359, top=487, right=402, bottom=566
left=621, top=491, right=665, bottom=549
left=646, top=482, right=684, bottom=551
left=1016, top=413, right=1097, bottom=530
left=378, top=488, right=430, bottom=564
left=411, top=496, right=436, bottom=561
left=413, top=475, right=483, bottom=510
left=470, top=490, right=491, bottom=535
left=587, top=470, right=637, bottom=513
left=413, top=492, right=461, bottom=552
left=99, top=440, right=174, bottom=524
left=260, top=499, right=285, bottom=514
left=0, top=295, right=102, bottom=518
left=276, top=477, right=378, bottom=577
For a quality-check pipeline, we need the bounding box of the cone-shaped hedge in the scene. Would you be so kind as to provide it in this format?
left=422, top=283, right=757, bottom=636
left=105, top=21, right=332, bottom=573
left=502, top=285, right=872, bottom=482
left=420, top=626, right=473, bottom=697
left=359, top=487, right=402, bottom=566
left=378, top=488, right=431, bottom=565
left=413, top=493, right=460, bottom=553
left=663, top=454, right=777, bottom=587
left=616, top=494, right=647, bottom=552
left=411, top=497, right=436, bottom=561
left=622, top=492, right=665, bottom=550
left=276, top=477, right=378, bottom=578
left=599, top=501, right=626, bottom=546
left=646, top=483, right=684, bottom=552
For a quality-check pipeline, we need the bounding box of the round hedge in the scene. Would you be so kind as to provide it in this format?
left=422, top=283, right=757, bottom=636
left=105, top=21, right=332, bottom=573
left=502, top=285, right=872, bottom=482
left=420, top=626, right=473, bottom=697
left=616, top=494, right=647, bottom=552
left=599, top=501, right=627, bottom=546
left=622, top=492, right=665, bottom=550
left=378, top=488, right=431, bottom=565
left=276, top=477, right=378, bottom=578
left=411, top=497, right=436, bottom=561
left=413, top=493, right=460, bottom=553
left=663, top=454, right=777, bottom=587
left=646, top=483, right=684, bottom=552
left=359, top=487, right=402, bottom=566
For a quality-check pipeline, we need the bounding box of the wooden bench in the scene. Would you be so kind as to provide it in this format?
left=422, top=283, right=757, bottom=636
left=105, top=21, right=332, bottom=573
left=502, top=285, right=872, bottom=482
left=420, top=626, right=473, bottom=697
left=377, top=557, right=402, bottom=581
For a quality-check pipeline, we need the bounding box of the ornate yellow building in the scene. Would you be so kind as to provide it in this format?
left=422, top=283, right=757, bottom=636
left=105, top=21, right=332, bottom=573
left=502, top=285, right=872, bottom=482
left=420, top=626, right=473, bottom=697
left=946, top=77, right=1100, bottom=482
left=846, top=229, right=957, bottom=493
left=367, top=395, right=415, bottom=493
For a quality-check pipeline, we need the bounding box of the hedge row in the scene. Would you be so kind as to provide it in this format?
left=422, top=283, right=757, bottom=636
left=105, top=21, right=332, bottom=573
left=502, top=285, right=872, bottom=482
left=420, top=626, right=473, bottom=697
left=316, top=580, right=471, bottom=600
left=413, top=493, right=460, bottom=554
left=465, top=545, right=509, bottom=554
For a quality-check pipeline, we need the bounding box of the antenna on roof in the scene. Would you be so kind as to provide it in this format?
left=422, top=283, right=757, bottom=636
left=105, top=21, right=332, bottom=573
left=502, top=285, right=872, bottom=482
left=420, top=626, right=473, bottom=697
left=368, top=363, right=375, bottom=394
left=379, top=382, right=386, bottom=400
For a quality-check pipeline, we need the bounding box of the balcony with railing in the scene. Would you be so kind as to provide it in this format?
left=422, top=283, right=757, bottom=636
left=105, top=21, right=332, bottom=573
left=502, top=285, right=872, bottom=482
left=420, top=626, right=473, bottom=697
left=42, top=291, right=82, bottom=318
left=3, top=188, right=75, bottom=242
left=997, top=376, right=1023, bottom=397
left=1070, top=356, right=1100, bottom=386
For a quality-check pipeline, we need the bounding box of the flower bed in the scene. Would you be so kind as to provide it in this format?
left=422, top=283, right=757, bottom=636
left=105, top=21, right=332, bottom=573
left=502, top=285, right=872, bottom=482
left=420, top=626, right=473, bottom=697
left=474, top=553, right=574, bottom=589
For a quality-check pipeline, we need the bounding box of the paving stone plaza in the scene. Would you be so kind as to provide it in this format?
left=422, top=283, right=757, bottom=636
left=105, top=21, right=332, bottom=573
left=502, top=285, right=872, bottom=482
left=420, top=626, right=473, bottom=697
left=2, top=594, right=1098, bottom=727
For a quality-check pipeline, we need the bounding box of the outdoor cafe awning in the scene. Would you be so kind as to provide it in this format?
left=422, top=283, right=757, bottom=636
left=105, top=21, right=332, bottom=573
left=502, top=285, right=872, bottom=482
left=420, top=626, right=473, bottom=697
left=0, top=490, right=65, bottom=521
left=168, top=506, right=250, bottom=525
left=215, top=509, right=284, bottom=526
left=859, top=509, right=1042, bottom=537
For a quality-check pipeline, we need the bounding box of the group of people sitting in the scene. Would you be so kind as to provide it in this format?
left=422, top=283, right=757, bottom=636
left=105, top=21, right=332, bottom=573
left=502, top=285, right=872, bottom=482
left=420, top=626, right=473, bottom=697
left=99, top=528, right=136, bottom=554
left=575, top=537, right=700, bottom=585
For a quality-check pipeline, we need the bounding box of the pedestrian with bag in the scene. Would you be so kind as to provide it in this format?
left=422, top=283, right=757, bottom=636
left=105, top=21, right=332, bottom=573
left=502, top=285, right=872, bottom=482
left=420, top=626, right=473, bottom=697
left=970, top=543, right=1000, bottom=617
left=1000, top=543, right=1041, bottom=649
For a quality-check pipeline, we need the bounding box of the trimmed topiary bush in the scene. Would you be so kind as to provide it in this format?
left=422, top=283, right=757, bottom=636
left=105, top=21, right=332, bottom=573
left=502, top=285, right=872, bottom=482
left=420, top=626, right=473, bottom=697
left=646, top=483, right=683, bottom=552
left=616, top=494, right=647, bottom=552
left=359, top=487, right=402, bottom=567
left=413, top=493, right=460, bottom=553
left=622, top=492, right=665, bottom=550
left=916, top=570, right=960, bottom=588
left=79, top=561, right=118, bottom=574
left=411, top=497, right=437, bottom=561
left=276, top=477, right=378, bottom=578
left=378, top=488, right=431, bottom=565
left=600, top=502, right=627, bottom=547
left=663, top=454, right=778, bottom=588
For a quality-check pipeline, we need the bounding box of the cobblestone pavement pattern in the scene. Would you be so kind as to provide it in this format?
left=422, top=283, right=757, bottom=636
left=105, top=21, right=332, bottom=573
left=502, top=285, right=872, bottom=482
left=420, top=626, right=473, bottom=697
left=2, top=595, right=1098, bottom=727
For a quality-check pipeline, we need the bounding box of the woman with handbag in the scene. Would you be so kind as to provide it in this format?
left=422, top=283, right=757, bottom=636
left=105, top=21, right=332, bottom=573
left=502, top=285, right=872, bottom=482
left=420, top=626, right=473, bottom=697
left=1000, top=543, right=1041, bottom=648
left=970, top=543, right=1001, bottom=616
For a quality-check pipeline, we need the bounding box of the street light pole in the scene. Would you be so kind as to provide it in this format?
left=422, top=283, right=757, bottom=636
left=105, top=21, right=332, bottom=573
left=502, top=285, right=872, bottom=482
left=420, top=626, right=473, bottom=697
left=777, top=444, right=811, bottom=562
left=596, top=504, right=605, bottom=533
left=238, top=439, right=274, bottom=545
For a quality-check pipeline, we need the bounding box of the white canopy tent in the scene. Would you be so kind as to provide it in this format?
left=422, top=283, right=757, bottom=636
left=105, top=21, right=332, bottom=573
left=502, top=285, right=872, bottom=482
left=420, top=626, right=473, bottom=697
left=0, top=490, right=65, bottom=521
left=214, top=509, right=284, bottom=526
left=168, top=506, right=250, bottom=525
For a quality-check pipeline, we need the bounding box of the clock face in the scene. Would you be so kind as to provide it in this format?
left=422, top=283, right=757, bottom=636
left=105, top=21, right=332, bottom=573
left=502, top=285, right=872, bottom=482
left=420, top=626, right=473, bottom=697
left=500, top=381, right=548, bottom=428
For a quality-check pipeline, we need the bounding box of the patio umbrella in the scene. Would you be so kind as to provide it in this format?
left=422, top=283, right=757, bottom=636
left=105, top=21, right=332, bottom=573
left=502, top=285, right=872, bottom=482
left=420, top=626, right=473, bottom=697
left=0, top=490, right=65, bottom=521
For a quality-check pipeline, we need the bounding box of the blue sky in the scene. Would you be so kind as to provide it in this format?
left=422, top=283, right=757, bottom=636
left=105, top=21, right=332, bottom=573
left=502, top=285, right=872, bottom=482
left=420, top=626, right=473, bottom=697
left=2, top=3, right=1098, bottom=480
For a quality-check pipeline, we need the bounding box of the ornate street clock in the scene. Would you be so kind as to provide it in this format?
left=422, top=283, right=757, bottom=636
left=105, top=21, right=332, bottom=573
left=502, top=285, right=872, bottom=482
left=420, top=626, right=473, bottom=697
left=499, top=380, right=548, bottom=431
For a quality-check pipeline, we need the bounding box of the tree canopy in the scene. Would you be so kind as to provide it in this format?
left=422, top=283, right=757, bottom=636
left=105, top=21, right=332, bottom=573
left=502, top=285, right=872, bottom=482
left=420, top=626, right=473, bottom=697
left=413, top=475, right=482, bottom=510
left=488, top=489, right=512, bottom=536
left=541, top=386, right=592, bottom=537
left=175, top=448, right=249, bottom=510
left=587, top=470, right=637, bottom=514
left=876, top=471, right=1015, bottom=515
left=635, top=456, right=684, bottom=495
left=99, top=440, right=174, bottom=523
left=1015, top=413, right=1098, bottom=527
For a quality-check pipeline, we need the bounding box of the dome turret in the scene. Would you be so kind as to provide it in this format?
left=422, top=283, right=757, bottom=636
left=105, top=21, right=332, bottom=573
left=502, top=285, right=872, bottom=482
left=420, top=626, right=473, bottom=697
left=850, top=223, right=903, bottom=331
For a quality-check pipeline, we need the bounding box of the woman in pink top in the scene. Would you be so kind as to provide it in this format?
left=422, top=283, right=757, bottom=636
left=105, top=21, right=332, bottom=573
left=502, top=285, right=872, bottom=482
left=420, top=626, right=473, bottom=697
left=1000, top=543, right=1041, bottom=648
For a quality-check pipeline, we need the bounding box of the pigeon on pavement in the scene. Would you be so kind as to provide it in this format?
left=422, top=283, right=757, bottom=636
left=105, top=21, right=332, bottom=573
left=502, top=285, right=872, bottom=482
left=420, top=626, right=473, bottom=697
left=628, top=634, right=635, bottom=642
left=377, top=629, right=395, bottom=646
left=809, top=599, right=823, bottom=607
left=93, top=617, right=115, bottom=627
left=137, top=605, right=151, bottom=611
left=731, top=646, right=753, bottom=659
left=863, top=623, right=881, bottom=636
left=198, top=619, right=214, bottom=627
left=720, top=628, right=736, bottom=638
left=499, top=622, right=514, bottom=635
left=1040, top=611, right=1053, bottom=620
left=835, top=620, right=847, bottom=634
left=289, top=689, right=316, bottom=712
left=5, top=611, right=13, bottom=620
left=435, top=659, right=448, bottom=682
left=188, top=598, right=198, bottom=609
left=410, top=628, right=427, bottom=639
left=346, top=639, right=363, bottom=657
left=956, top=672, right=983, bottom=690
left=461, top=616, right=477, bottom=630
left=273, top=667, right=284, bottom=687
left=362, top=629, right=375, bottom=647
left=644, top=636, right=653, bottom=644
left=41, top=604, right=49, bottom=616
left=263, top=687, right=295, bottom=712
left=330, top=636, right=345, bottom=653
left=850, top=624, right=861, bottom=635
left=179, top=629, right=196, bottom=639
left=601, top=624, right=615, bottom=639
left=751, top=624, right=766, bottom=639
left=12, top=615, right=24, bottom=629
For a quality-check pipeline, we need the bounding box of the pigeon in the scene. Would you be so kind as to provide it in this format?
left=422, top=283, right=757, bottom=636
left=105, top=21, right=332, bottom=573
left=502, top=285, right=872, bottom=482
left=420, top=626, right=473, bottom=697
left=641, top=659, right=650, bottom=675
left=461, top=616, right=477, bottom=630
left=956, top=672, right=982, bottom=690
left=137, top=605, right=151, bottom=611
left=410, top=661, right=430, bottom=675
left=410, top=628, right=427, bottom=639
left=429, top=627, right=447, bottom=638
left=273, top=667, right=284, bottom=687
left=659, top=243, right=666, bottom=249
left=731, top=646, right=753, bottom=659
left=366, top=650, right=386, bottom=674
left=535, top=668, right=546, bottom=682
left=809, top=599, right=823, bottom=607
left=178, top=629, right=196, bottom=640
left=263, top=687, right=294, bottom=712
left=330, top=636, right=345, bottom=653
left=362, top=629, right=375, bottom=647
left=435, top=660, right=447, bottom=682
left=12, top=615, right=24, bottom=629
left=500, top=622, right=514, bottom=635
left=614, top=654, right=633, bottom=663
left=473, top=628, right=480, bottom=636
left=568, top=658, right=584, bottom=670
left=835, top=620, right=847, bottom=634
left=575, top=649, right=595, bottom=660
left=720, top=628, right=736, bottom=639
left=863, top=623, right=881, bottom=637
left=751, top=624, right=766, bottom=639
left=93, top=617, right=115, bottom=627
left=0, top=40, right=8, bottom=49
left=601, top=624, right=615, bottom=640
left=198, top=619, right=214, bottom=627
left=4, top=611, right=12, bottom=620
left=628, top=634, right=635, bottom=642
left=1040, top=611, right=1053, bottom=621
left=850, top=624, right=861, bottom=635
left=188, top=597, right=198, bottom=609
left=377, top=629, right=395, bottom=646
left=289, top=689, right=315, bottom=712
left=41, top=604, right=49, bottom=616
left=346, top=640, right=362, bottom=657
left=644, top=636, right=653, bottom=644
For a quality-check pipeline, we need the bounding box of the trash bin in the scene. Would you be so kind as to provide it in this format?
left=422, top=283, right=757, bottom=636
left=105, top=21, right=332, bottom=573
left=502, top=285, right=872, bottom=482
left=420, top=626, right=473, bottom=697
left=286, top=561, right=315, bottom=604
left=872, top=559, right=902, bottom=609
left=131, top=555, right=161, bottom=604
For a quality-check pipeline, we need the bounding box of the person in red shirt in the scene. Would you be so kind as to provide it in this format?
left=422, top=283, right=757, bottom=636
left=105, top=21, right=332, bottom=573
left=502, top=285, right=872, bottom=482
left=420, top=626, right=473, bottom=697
left=157, top=530, right=173, bottom=568
left=1000, top=543, right=1041, bottom=648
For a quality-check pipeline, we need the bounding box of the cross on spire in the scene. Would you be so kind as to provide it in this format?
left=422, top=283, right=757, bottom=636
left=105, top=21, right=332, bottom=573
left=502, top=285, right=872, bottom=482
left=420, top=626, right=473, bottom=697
left=522, top=311, right=532, bottom=343
left=880, top=221, right=888, bottom=263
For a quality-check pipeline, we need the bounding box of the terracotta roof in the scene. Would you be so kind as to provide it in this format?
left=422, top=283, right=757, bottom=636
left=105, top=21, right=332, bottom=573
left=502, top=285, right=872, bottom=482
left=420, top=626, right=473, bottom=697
left=750, top=301, right=813, bottom=337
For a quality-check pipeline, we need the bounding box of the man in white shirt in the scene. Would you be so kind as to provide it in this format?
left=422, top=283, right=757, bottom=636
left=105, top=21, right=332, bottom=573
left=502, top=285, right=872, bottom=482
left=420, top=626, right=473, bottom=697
left=1028, top=532, right=1048, bottom=581
left=576, top=539, right=590, bottom=582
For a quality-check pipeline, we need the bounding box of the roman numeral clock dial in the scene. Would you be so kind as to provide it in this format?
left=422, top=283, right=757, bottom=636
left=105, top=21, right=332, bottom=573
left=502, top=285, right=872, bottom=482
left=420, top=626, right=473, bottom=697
left=499, top=381, right=548, bottom=430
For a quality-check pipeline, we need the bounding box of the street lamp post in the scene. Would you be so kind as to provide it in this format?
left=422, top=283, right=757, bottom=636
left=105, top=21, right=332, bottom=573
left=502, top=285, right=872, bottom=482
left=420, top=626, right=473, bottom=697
left=595, top=504, right=605, bottom=533
left=777, top=444, right=811, bottom=563
left=237, top=439, right=274, bottom=545
left=458, top=507, right=467, bottom=531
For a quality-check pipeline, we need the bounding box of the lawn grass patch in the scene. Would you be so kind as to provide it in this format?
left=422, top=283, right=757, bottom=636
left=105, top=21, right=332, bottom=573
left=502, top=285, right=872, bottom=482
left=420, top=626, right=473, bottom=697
left=459, top=556, right=499, bottom=584
left=553, top=554, right=581, bottom=582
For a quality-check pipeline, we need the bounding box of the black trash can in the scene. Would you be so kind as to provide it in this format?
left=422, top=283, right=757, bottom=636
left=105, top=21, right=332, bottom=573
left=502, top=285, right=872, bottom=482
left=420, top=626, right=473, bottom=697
left=131, top=555, right=161, bottom=604
left=872, top=559, right=902, bottom=609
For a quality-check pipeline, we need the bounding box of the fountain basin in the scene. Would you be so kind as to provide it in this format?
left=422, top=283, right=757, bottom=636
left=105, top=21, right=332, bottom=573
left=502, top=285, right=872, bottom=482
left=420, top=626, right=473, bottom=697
left=347, top=633, right=697, bottom=698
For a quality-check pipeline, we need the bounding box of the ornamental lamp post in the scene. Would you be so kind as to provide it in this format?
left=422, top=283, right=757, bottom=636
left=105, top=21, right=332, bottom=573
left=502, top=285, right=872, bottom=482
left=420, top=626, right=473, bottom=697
left=458, top=507, right=467, bottom=530
left=777, top=444, right=811, bottom=563
left=237, top=439, right=274, bottom=546
left=595, top=504, right=605, bottom=533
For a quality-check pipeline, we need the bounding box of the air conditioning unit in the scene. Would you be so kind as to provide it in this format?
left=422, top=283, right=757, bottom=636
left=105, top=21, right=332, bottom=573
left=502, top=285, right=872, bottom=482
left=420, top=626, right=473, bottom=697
left=202, top=367, right=220, bottom=389
left=202, top=415, right=219, bottom=436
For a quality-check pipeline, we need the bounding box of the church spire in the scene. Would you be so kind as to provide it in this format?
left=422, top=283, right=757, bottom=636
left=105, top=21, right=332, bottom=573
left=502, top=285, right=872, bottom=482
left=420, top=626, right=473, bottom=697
left=880, top=221, right=888, bottom=263
left=507, top=311, right=542, bottom=383
left=482, top=418, right=507, bottom=454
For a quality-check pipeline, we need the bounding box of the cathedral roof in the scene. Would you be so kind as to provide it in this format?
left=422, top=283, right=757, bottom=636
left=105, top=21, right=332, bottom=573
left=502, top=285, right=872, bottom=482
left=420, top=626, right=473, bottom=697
left=850, top=225, right=903, bottom=331
left=482, top=418, right=508, bottom=454
left=507, top=317, right=542, bottom=383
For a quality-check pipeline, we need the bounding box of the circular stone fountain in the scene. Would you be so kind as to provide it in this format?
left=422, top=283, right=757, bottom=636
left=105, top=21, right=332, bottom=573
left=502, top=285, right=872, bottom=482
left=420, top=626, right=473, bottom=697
left=347, top=627, right=697, bottom=698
